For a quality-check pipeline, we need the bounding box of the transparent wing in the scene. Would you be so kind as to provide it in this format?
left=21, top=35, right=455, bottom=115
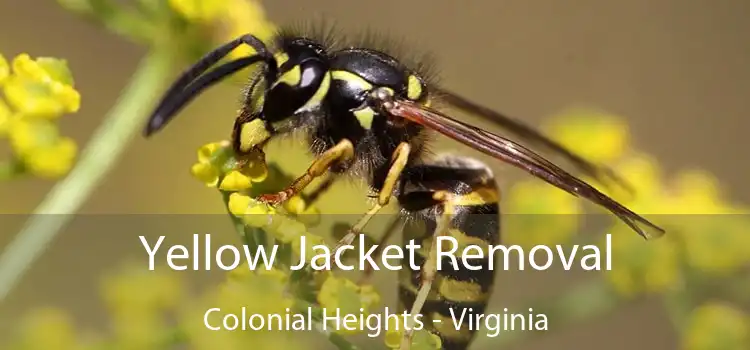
left=383, top=97, right=665, bottom=239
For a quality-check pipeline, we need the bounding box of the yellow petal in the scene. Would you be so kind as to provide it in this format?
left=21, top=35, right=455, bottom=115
left=8, top=118, right=61, bottom=156
left=168, top=0, right=226, bottom=23
left=227, top=192, right=252, bottom=217
left=0, top=54, right=8, bottom=85
left=197, top=141, right=225, bottom=163
left=3, top=75, right=76, bottom=118
left=684, top=302, right=749, bottom=350
left=24, top=137, right=78, bottom=178
left=292, top=233, right=325, bottom=264
left=219, top=170, right=252, bottom=191
left=12, top=53, right=51, bottom=82
left=222, top=0, right=277, bottom=60
left=0, top=98, right=12, bottom=135
left=18, top=308, right=77, bottom=350
left=283, top=196, right=306, bottom=214
left=242, top=203, right=274, bottom=227
left=271, top=218, right=306, bottom=243
left=190, top=162, right=219, bottom=186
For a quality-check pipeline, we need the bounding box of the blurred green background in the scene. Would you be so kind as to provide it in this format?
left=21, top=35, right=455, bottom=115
left=1, top=0, right=749, bottom=349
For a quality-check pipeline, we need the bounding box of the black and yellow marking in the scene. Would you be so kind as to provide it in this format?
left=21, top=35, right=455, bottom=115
left=146, top=25, right=663, bottom=350
left=397, top=157, right=500, bottom=350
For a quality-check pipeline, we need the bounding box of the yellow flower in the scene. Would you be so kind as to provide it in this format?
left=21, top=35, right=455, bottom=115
left=190, top=141, right=267, bottom=188
left=384, top=315, right=442, bottom=350
left=219, top=0, right=277, bottom=60
left=7, top=118, right=78, bottom=178
left=23, top=136, right=77, bottom=178
left=655, top=170, right=749, bottom=274
left=544, top=108, right=630, bottom=164
left=0, top=98, right=12, bottom=135
left=168, top=0, right=226, bottom=23
left=678, top=214, right=750, bottom=275
left=291, top=232, right=326, bottom=261
left=665, top=170, right=732, bottom=214
left=504, top=180, right=582, bottom=248
left=270, top=217, right=308, bottom=243
left=15, top=308, right=79, bottom=350
left=197, top=141, right=227, bottom=163
left=603, top=226, right=681, bottom=297
left=0, top=54, right=8, bottom=85
left=219, top=170, right=253, bottom=191
left=191, top=162, right=219, bottom=186
left=227, top=192, right=278, bottom=228
left=317, top=276, right=375, bottom=313
left=4, top=54, right=80, bottom=118
left=607, top=153, right=664, bottom=208
left=317, top=276, right=381, bottom=335
left=684, top=302, right=749, bottom=350
left=101, top=264, right=184, bottom=316
left=283, top=196, right=307, bottom=215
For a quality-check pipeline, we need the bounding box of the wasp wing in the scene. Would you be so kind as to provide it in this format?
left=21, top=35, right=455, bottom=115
left=435, top=88, right=633, bottom=194
left=384, top=98, right=665, bottom=239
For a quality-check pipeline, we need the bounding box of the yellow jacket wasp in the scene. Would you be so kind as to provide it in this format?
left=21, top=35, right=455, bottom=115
left=144, top=25, right=665, bottom=350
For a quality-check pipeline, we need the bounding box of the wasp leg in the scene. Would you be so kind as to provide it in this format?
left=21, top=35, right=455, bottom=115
left=257, top=139, right=354, bottom=205
left=357, top=216, right=403, bottom=285
left=302, top=173, right=340, bottom=208
left=332, top=142, right=411, bottom=250
left=400, top=191, right=455, bottom=350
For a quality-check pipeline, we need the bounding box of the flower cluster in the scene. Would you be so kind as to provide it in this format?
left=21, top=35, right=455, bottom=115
left=168, top=0, right=278, bottom=56
left=539, top=108, right=750, bottom=349
left=0, top=53, right=80, bottom=179
left=190, top=141, right=406, bottom=345
left=684, top=302, right=749, bottom=350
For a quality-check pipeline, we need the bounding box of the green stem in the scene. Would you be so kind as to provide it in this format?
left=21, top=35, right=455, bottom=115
left=0, top=50, right=173, bottom=303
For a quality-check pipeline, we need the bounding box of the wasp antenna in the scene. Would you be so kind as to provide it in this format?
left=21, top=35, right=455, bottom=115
left=144, top=56, right=268, bottom=136
left=144, top=34, right=276, bottom=137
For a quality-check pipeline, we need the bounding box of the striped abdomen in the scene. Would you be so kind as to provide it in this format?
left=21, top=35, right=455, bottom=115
left=397, top=155, right=500, bottom=350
